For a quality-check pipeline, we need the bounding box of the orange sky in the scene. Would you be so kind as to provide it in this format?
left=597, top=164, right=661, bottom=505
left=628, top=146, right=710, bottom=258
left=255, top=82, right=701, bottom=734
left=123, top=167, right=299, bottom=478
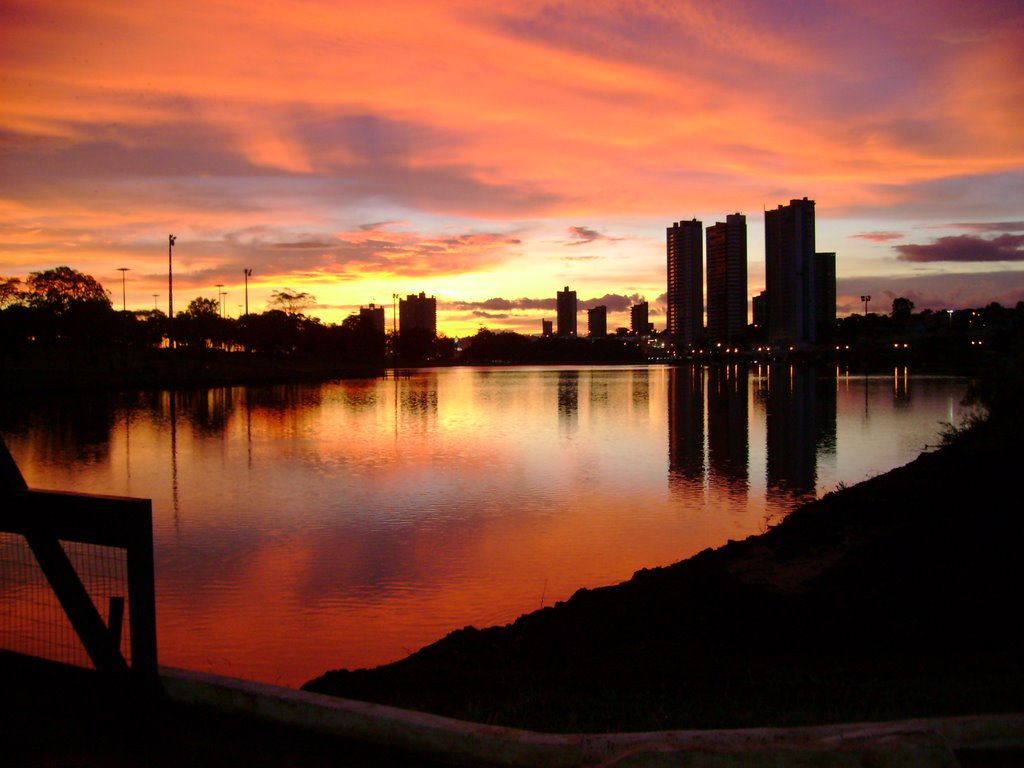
left=2, top=0, right=1022, bottom=335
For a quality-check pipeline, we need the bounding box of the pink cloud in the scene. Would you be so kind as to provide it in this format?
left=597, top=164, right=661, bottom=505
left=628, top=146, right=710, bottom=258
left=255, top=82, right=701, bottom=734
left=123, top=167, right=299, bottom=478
left=895, top=234, right=1024, bottom=262
left=852, top=231, right=904, bottom=243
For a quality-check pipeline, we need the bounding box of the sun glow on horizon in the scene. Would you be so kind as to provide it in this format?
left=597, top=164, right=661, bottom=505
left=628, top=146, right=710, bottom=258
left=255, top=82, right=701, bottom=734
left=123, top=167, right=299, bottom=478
left=2, top=0, right=1023, bottom=331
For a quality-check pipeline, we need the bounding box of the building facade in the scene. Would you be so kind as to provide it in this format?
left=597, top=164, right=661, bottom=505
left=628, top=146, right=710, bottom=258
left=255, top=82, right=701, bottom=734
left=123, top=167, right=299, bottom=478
left=359, top=303, right=386, bottom=334
left=587, top=305, right=608, bottom=338
left=667, top=219, right=704, bottom=348
left=399, top=292, right=437, bottom=336
left=815, top=251, right=837, bottom=339
left=556, top=285, right=577, bottom=337
left=706, top=213, right=748, bottom=343
left=630, top=301, right=650, bottom=336
left=765, top=198, right=816, bottom=343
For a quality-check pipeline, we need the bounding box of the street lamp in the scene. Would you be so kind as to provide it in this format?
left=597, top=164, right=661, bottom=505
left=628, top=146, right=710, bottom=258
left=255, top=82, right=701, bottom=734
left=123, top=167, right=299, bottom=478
left=860, top=294, right=871, bottom=315
left=117, top=267, right=130, bottom=312
left=243, top=268, right=252, bottom=316
left=168, top=235, right=176, bottom=347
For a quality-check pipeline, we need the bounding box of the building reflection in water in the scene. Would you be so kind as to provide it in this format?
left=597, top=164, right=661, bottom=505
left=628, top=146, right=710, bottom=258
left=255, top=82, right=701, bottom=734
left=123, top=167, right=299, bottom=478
left=557, top=370, right=579, bottom=432
left=667, top=365, right=704, bottom=488
left=765, top=365, right=837, bottom=501
left=630, top=367, right=650, bottom=412
left=670, top=363, right=839, bottom=505
left=707, top=364, right=748, bottom=492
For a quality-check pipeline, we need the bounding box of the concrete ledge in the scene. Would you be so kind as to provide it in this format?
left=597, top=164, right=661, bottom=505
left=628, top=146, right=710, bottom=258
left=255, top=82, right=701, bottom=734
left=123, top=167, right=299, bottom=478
left=160, top=666, right=1024, bottom=767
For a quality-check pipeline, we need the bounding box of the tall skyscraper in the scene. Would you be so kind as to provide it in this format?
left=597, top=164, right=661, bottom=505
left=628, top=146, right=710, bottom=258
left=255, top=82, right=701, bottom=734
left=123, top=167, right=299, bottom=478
left=399, top=292, right=437, bottom=336
left=667, top=219, right=703, bottom=348
left=706, top=213, right=748, bottom=343
left=630, top=301, right=649, bottom=336
left=765, top=198, right=816, bottom=343
left=587, top=305, right=607, bottom=338
left=556, top=285, right=577, bottom=337
left=815, top=251, right=837, bottom=339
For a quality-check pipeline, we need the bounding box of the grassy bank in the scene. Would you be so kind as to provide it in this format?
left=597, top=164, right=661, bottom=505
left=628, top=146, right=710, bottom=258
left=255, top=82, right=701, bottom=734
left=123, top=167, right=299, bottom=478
left=304, top=358, right=1024, bottom=733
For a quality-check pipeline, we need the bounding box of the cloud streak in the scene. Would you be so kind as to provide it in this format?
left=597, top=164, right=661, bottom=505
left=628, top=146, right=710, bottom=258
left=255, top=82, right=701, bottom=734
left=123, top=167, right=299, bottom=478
left=895, top=234, right=1024, bottom=263
left=1, top=0, right=1022, bottom=332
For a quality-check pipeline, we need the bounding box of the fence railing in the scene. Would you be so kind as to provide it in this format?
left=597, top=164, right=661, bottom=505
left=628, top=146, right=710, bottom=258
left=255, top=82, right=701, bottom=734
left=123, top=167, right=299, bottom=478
left=0, top=437, right=157, bottom=685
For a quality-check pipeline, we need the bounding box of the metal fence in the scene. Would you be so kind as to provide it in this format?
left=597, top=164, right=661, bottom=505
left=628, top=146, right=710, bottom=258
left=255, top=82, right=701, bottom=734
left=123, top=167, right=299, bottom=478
left=0, top=438, right=156, bottom=685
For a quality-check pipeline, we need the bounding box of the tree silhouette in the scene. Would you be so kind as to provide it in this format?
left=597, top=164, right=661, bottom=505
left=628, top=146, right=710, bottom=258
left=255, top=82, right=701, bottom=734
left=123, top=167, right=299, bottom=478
left=0, top=277, right=21, bottom=308
left=891, top=297, right=915, bottom=320
left=176, top=297, right=225, bottom=348
left=268, top=289, right=316, bottom=316
left=24, top=266, right=110, bottom=313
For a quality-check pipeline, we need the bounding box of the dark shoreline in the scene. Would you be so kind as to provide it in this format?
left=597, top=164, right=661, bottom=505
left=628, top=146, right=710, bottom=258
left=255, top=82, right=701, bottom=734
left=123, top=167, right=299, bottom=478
left=303, top=403, right=1024, bottom=733
left=0, top=346, right=384, bottom=393
left=1, top=345, right=986, bottom=395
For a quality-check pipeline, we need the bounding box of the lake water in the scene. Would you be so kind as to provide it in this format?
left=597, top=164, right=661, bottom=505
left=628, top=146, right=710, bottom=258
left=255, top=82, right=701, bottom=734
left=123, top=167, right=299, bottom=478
left=0, top=364, right=973, bottom=687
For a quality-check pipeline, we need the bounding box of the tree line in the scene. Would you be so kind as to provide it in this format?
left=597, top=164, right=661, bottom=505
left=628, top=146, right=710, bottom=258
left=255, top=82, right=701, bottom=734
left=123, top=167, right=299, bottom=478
left=0, top=266, right=394, bottom=363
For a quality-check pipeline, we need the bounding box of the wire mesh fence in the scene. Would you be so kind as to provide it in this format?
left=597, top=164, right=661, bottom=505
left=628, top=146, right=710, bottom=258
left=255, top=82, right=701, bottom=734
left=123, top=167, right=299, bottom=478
left=0, top=532, right=132, bottom=669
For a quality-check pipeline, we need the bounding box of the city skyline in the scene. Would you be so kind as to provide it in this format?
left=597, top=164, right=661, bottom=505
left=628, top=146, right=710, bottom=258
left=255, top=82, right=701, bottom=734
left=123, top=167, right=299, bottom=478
left=1, top=1, right=1022, bottom=336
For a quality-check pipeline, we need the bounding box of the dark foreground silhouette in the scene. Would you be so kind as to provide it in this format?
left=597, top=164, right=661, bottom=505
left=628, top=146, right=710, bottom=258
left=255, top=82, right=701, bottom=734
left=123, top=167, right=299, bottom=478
left=304, top=393, right=1024, bottom=733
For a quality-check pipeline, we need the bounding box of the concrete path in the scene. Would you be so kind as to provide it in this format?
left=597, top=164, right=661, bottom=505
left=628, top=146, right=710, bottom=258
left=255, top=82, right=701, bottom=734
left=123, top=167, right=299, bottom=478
left=7, top=653, right=1023, bottom=767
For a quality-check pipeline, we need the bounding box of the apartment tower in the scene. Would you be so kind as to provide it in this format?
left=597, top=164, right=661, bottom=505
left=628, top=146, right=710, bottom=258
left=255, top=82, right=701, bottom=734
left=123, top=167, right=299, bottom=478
left=399, top=292, right=437, bottom=336
left=765, top=198, right=816, bottom=343
left=556, top=285, right=577, bottom=337
left=667, top=219, right=703, bottom=348
left=706, top=213, right=748, bottom=343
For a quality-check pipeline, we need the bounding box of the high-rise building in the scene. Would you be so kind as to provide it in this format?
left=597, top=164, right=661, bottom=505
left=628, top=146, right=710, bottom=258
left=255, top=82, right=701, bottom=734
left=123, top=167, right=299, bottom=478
left=815, top=252, right=837, bottom=339
left=765, top=198, right=816, bottom=343
left=706, top=213, right=748, bottom=343
left=359, top=303, right=385, bottom=334
left=556, top=285, right=577, bottom=337
left=752, top=291, right=767, bottom=332
left=541, top=319, right=553, bottom=337
left=587, top=305, right=607, bottom=338
left=630, top=301, right=649, bottom=336
left=667, top=219, right=703, bottom=348
left=399, top=292, right=437, bottom=336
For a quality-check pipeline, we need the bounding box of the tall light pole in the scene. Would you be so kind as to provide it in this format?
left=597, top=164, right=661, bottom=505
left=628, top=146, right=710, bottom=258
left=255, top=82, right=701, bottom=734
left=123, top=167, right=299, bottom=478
left=244, top=268, right=252, bottom=316
left=117, top=267, right=129, bottom=312
left=860, top=294, right=871, bottom=316
left=215, top=284, right=225, bottom=317
left=153, top=294, right=159, bottom=310
left=168, top=235, right=176, bottom=347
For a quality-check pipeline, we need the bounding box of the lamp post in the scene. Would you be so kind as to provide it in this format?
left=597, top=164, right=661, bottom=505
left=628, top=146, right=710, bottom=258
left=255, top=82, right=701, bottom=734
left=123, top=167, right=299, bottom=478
left=117, top=267, right=129, bottom=312
left=168, top=235, right=176, bottom=347
left=244, top=268, right=252, bottom=316
left=215, top=284, right=225, bottom=317
left=860, top=294, right=871, bottom=315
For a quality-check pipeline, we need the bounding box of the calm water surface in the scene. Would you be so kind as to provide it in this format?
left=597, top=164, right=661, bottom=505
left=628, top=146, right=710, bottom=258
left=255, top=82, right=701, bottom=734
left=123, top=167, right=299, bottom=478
left=1, top=365, right=973, bottom=686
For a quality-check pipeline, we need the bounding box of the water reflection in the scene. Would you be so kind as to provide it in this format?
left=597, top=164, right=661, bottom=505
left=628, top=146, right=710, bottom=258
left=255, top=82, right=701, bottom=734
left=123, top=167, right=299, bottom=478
left=668, top=365, right=704, bottom=486
left=707, top=365, right=748, bottom=491
left=557, top=370, right=579, bottom=431
left=0, top=366, right=973, bottom=687
left=766, top=365, right=820, bottom=499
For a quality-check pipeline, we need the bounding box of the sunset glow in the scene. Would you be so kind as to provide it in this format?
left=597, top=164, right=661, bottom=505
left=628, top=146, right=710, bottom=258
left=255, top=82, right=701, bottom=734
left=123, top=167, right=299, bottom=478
left=2, top=0, right=1022, bottom=335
